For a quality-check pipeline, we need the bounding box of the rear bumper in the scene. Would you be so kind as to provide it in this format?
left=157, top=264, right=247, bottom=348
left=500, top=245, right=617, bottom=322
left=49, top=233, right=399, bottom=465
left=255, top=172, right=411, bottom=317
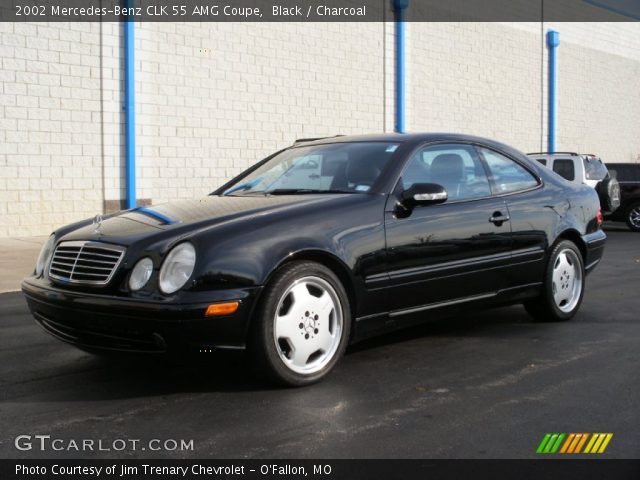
left=582, top=229, right=607, bottom=273
left=21, top=277, right=261, bottom=354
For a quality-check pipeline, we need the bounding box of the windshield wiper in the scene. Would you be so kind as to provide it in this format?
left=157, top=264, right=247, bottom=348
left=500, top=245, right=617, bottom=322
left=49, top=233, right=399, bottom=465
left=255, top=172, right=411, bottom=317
left=266, top=189, right=354, bottom=195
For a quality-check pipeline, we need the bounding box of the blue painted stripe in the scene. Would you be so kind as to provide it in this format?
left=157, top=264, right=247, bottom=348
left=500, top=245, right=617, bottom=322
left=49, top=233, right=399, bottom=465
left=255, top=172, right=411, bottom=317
left=394, top=0, right=408, bottom=134
left=136, top=207, right=178, bottom=225
left=547, top=30, right=559, bottom=154
left=124, top=5, right=136, bottom=209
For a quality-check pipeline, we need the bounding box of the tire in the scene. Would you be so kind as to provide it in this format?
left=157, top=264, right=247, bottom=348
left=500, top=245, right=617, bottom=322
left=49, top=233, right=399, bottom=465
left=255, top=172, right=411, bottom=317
left=248, top=261, right=351, bottom=387
left=596, top=176, right=620, bottom=213
left=625, top=201, right=640, bottom=232
left=524, top=240, right=585, bottom=322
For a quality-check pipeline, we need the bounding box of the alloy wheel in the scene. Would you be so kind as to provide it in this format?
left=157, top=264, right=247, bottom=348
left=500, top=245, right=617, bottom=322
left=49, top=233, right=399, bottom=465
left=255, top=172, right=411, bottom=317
left=273, top=276, right=343, bottom=375
left=629, top=206, right=640, bottom=229
left=551, top=248, right=583, bottom=313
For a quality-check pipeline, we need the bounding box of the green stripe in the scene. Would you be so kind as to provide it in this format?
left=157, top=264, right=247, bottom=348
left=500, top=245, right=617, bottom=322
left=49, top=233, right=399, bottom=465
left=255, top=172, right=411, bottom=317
left=550, top=433, right=566, bottom=453
left=537, top=434, right=552, bottom=453
left=543, top=434, right=559, bottom=453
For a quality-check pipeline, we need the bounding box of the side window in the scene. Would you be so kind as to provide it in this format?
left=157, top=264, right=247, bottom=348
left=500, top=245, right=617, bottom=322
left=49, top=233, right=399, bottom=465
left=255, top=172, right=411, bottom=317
left=401, top=144, right=491, bottom=201
left=536, top=158, right=547, bottom=166
left=551, top=159, right=575, bottom=181
left=480, top=148, right=539, bottom=194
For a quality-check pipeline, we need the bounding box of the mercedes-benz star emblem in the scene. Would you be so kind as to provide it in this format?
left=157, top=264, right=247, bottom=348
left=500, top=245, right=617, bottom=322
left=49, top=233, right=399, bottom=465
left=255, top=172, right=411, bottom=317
left=93, top=214, right=104, bottom=234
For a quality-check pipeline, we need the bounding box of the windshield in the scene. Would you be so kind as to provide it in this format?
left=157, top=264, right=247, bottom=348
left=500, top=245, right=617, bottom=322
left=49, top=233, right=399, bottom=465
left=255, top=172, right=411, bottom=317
left=583, top=157, right=608, bottom=180
left=222, top=142, right=399, bottom=196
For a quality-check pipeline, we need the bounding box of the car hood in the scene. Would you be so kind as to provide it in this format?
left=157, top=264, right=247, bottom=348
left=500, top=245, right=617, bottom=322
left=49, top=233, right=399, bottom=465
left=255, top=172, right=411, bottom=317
left=59, top=195, right=351, bottom=245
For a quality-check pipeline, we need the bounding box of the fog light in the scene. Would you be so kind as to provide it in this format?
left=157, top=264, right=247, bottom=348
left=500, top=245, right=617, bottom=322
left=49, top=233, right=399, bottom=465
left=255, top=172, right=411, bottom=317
left=205, top=301, right=240, bottom=317
left=129, top=257, right=154, bottom=291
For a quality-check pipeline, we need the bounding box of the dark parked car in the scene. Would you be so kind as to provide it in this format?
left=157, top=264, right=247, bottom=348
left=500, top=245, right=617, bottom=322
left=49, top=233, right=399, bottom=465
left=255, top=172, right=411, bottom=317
left=605, top=163, right=640, bottom=232
left=22, top=133, right=606, bottom=386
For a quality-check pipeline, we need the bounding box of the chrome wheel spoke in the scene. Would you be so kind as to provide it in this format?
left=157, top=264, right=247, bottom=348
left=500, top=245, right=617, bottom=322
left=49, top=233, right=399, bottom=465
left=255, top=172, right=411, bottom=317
left=275, top=312, right=299, bottom=341
left=291, top=342, right=313, bottom=368
left=315, top=324, right=335, bottom=353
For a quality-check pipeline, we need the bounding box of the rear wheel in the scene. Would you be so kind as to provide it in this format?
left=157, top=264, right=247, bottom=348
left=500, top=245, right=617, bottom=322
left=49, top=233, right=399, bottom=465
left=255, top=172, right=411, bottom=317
left=625, top=201, right=640, bottom=232
left=524, top=240, right=585, bottom=322
left=249, top=261, right=351, bottom=386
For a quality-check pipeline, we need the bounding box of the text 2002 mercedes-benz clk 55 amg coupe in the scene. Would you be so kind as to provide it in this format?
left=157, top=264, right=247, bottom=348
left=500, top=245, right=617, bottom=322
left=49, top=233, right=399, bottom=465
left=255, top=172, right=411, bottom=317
left=22, top=134, right=606, bottom=386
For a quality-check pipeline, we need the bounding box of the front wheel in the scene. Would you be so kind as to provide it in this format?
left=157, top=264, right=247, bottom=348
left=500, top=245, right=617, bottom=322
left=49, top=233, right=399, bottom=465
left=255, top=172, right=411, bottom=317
left=524, top=240, right=585, bottom=322
left=625, top=201, right=640, bottom=232
left=249, top=261, right=351, bottom=386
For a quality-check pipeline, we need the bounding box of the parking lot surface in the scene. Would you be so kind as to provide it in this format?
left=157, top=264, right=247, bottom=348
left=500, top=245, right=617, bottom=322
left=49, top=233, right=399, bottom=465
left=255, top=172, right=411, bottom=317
left=1, top=227, right=638, bottom=459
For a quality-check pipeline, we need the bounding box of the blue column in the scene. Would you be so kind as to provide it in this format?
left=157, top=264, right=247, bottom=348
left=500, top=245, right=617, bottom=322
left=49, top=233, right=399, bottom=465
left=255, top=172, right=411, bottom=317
left=124, top=6, right=136, bottom=209
left=547, top=30, right=560, bottom=154
left=394, top=0, right=409, bottom=133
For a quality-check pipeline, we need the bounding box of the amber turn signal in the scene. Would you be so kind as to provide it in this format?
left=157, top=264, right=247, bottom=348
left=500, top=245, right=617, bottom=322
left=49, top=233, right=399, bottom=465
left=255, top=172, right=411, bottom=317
left=205, top=301, right=240, bottom=317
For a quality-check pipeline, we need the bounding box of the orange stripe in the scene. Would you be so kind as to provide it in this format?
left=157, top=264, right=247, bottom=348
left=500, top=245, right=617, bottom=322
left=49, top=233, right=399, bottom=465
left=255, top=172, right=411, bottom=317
left=560, top=434, right=575, bottom=454
left=574, top=433, right=589, bottom=453
left=567, top=434, right=582, bottom=453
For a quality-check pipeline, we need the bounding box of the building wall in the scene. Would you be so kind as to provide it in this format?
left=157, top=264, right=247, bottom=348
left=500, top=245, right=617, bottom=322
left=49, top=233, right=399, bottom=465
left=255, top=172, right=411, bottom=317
left=1, top=21, right=639, bottom=237
left=132, top=22, right=386, bottom=206
left=407, top=22, right=544, bottom=152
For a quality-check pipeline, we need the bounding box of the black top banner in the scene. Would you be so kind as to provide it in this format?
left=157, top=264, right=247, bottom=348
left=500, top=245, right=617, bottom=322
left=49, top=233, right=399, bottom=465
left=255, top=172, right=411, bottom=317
left=2, top=0, right=640, bottom=22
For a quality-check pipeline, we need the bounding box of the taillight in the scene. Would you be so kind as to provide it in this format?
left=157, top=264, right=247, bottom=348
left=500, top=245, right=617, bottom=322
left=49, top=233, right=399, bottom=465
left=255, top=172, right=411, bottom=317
left=596, top=208, right=603, bottom=228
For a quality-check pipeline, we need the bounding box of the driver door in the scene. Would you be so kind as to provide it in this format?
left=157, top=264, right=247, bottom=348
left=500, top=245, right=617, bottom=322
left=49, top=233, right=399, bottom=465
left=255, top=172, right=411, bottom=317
left=383, top=143, right=512, bottom=313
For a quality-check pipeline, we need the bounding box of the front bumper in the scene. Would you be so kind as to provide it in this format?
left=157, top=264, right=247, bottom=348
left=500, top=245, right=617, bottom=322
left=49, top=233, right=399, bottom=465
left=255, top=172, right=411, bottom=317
left=21, top=277, right=261, bottom=354
left=582, top=229, right=607, bottom=273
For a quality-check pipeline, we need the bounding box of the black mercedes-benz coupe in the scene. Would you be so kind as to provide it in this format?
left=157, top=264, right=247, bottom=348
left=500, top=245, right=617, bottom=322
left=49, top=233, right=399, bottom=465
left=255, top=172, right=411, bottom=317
left=22, top=133, right=606, bottom=386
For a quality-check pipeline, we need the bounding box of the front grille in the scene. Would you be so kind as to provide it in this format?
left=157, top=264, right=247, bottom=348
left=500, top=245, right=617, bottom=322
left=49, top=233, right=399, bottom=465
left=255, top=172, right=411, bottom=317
left=49, top=241, right=125, bottom=286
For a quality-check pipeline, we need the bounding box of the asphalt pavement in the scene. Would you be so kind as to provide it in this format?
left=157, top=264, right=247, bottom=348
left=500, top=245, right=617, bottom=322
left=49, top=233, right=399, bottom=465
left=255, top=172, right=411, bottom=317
left=1, top=227, right=638, bottom=459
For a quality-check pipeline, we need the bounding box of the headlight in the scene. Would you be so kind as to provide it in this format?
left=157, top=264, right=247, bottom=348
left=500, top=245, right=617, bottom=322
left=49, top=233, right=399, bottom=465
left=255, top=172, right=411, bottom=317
left=129, top=257, right=154, bottom=291
left=35, top=234, right=56, bottom=277
left=158, top=243, right=196, bottom=294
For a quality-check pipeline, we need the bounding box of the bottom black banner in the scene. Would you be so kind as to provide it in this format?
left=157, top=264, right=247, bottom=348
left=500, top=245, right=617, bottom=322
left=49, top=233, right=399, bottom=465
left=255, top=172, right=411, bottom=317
left=3, top=460, right=640, bottom=480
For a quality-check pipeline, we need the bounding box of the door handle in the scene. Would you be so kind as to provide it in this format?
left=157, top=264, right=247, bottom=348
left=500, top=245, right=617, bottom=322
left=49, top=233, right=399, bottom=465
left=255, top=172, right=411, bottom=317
left=489, top=212, right=510, bottom=225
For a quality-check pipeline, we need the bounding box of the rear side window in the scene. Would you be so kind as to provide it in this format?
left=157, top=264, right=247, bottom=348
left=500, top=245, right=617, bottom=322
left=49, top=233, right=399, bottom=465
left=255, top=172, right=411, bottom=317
left=479, top=148, right=539, bottom=194
left=536, top=159, right=547, bottom=166
left=552, top=159, right=575, bottom=181
left=583, top=158, right=608, bottom=180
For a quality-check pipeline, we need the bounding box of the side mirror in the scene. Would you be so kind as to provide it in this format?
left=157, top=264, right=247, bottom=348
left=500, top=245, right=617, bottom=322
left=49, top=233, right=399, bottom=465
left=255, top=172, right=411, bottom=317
left=400, top=183, right=448, bottom=208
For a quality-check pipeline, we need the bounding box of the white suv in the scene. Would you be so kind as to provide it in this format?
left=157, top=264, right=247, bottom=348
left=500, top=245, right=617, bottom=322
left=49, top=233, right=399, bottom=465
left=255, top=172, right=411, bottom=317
left=527, top=152, right=620, bottom=214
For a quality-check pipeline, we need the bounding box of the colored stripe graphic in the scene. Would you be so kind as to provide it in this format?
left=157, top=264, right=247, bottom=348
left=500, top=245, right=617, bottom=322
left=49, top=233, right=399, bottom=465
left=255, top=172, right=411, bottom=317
left=574, top=433, right=589, bottom=453
left=538, top=433, right=613, bottom=454
left=537, top=433, right=565, bottom=454
left=584, top=433, right=613, bottom=454
left=560, top=433, right=575, bottom=453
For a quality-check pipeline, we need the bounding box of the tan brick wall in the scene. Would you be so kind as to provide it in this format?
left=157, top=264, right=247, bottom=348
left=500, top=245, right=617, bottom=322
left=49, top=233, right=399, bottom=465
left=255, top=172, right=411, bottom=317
left=133, top=22, right=386, bottom=204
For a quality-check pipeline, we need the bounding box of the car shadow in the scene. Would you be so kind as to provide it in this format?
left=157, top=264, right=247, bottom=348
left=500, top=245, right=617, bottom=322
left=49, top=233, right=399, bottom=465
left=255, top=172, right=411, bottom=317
left=349, top=304, right=532, bottom=354
left=8, top=304, right=535, bottom=403
left=603, top=222, right=634, bottom=233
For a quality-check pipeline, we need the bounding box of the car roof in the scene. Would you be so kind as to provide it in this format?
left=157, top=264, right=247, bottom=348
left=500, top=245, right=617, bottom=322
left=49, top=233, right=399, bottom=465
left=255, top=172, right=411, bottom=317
left=293, top=132, right=521, bottom=150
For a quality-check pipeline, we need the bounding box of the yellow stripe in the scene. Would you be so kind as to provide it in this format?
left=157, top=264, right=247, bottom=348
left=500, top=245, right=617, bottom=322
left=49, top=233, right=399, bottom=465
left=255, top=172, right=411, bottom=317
left=567, top=434, right=582, bottom=453
left=590, top=434, right=606, bottom=453
left=584, top=434, right=598, bottom=453
left=597, top=434, right=613, bottom=453
left=560, top=434, right=575, bottom=454
left=574, top=433, right=589, bottom=453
